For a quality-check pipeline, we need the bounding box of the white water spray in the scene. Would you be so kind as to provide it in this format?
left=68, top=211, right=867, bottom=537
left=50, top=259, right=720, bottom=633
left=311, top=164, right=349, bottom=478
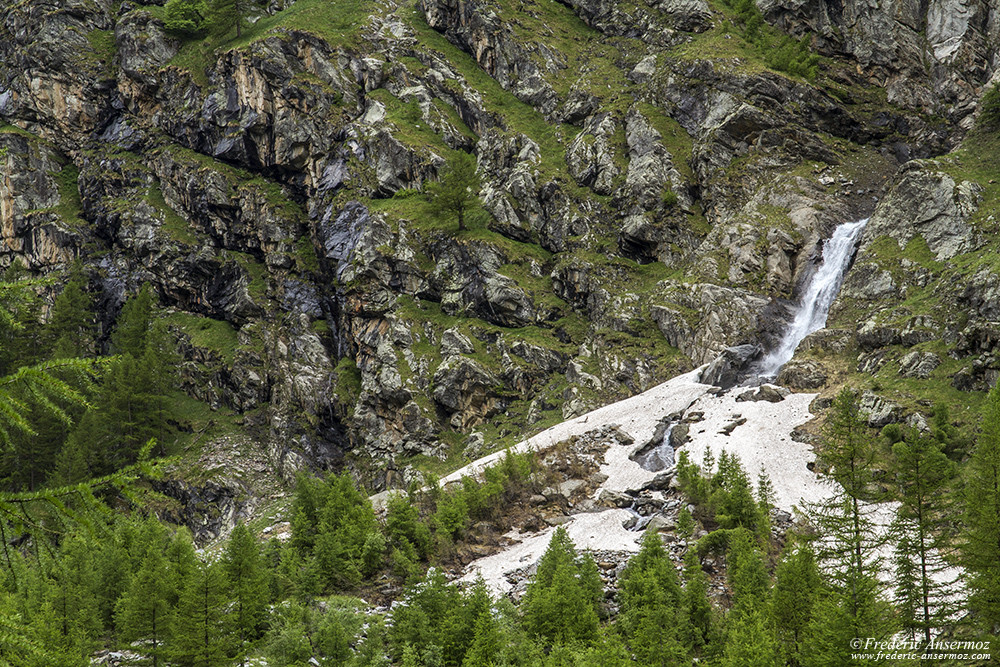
left=756, top=219, right=868, bottom=378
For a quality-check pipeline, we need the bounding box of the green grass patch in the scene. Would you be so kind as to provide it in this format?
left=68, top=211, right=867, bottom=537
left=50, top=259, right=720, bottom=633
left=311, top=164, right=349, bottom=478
left=164, top=311, right=240, bottom=365
left=147, top=181, right=198, bottom=244
left=85, top=29, right=116, bottom=77
left=167, top=0, right=376, bottom=86
left=51, top=163, right=88, bottom=229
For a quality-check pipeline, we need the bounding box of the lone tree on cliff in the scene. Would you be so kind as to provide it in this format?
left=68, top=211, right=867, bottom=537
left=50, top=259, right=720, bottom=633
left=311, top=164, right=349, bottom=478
left=208, top=0, right=267, bottom=38
left=427, top=152, right=481, bottom=232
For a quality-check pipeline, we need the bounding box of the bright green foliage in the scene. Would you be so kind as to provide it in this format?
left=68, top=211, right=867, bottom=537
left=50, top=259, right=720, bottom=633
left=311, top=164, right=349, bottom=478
left=47, top=267, right=94, bottom=359
left=388, top=567, right=459, bottom=663
left=290, top=472, right=383, bottom=590
left=463, top=601, right=504, bottom=667
left=520, top=527, right=601, bottom=647
left=798, top=594, right=860, bottom=667
left=677, top=504, right=695, bottom=539
left=0, top=589, right=58, bottom=667
left=171, top=558, right=230, bottom=666
left=163, top=0, right=208, bottom=36
left=386, top=492, right=431, bottom=561
left=713, top=451, right=764, bottom=534
left=682, top=549, right=713, bottom=651
left=720, top=0, right=819, bottom=79
left=978, top=84, right=1000, bottom=131
left=223, top=522, right=270, bottom=665
left=891, top=432, right=956, bottom=642
left=426, top=152, right=481, bottom=232
left=720, top=608, right=780, bottom=667
left=440, top=576, right=491, bottom=666
left=772, top=542, right=821, bottom=665
left=116, top=543, right=176, bottom=666
left=963, top=382, right=1000, bottom=633
left=721, top=528, right=778, bottom=667
left=617, top=530, right=689, bottom=665
left=264, top=603, right=314, bottom=667
left=807, top=388, right=892, bottom=643
left=726, top=528, right=768, bottom=615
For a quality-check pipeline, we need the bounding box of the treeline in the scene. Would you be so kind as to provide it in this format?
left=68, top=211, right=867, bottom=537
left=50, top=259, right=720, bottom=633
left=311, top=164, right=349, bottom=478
left=673, top=386, right=998, bottom=664
left=0, top=268, right=179, bottom=491
left=2, top=386, right=999, bottom=665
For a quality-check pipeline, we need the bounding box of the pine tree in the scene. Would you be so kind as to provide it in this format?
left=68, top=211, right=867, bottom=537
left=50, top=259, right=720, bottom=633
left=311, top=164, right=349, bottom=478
left=426, top=152, right=481, bottom=232
left=617, top=530, right=688, bottom=665
left=116, top=544, right=176, bottom=667
left=520, top=527, right=600, bottom=647
left=890, top=432, right=956, bottom=642
left=963, top=382, right=1000, bottom=634
left=223, top=522, right=269, bottom=665
left=806, top=388, right=892, bottom=642
left=111, top=284, right=155, bottom=357
left=772, top=541, right=821, bottom=666
left=171, top=558, right=230, bottom=667
left=47, top=267, right=94, bottom=359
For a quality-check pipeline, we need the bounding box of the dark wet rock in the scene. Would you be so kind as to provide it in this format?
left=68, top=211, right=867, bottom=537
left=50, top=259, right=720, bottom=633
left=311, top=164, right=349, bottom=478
left=700, top=345, right=761, bottom=389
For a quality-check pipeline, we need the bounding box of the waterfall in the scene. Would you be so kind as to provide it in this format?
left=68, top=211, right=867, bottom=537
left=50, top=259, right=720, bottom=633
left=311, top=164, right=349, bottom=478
left=756, top=219, right=868, bottom=379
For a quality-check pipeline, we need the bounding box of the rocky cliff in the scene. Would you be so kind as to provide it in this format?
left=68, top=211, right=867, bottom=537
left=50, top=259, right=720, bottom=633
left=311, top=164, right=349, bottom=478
left=1, top=0, right=998, bottom=509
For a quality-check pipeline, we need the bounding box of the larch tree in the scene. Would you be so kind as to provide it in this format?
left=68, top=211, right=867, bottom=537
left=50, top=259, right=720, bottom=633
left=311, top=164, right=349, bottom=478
left=806, top=388, right=893, bottom=644
left=616, top=529, right=689, bottom=665
left=771, top=541, right=821, bottom=666
left=520, top=527, right=601, bottom=647
left=171, top=558, right=230, bottom=667
left=891, top=431, right=957, bottom=642
left=427, top=152, right=481, bottom=232
left=116, top=544, right=176, bottom=667
left=963, top=382, right=1000, bottom=634
left=223, top=522, right=270, bottom=665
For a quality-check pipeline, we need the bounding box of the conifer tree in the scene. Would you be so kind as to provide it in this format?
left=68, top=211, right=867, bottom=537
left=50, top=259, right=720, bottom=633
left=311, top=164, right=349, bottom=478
left=721, top=528, right=778, bottom=666
left=47, top=267, right=94, bottom=359
left=388, top=567, right=459, bottom=661
left=890, top=432, right=956, bottom=642
left=806, top=388, right=892, bottom=642
left=111, top=284, right=155, bottom=357
left=427, top=152, right=481, bottom=232
left=223, top=522, right=269, bottom=665
left=682, top=549, right=713, bottom=651
left=171, top=558, right=230, bottom=667
left=441, top=576, right=491, bottom=667
left=116, top=543, right=176, bottom=666
left=963, top=382, right=1000, bottom=633
left=520, top=527, right=600, bottom=647
left=617, top=530, right=688, bottom=665
left=207, top=0, right=265, bottom=38
left=772, top=541, right=821, bottom=666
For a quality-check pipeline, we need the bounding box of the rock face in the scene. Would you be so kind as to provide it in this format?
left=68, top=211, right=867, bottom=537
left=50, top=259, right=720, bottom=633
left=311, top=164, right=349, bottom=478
left=1, top=0, right=998, bottom=508
left=761, top=0, right=997, bottom=129
left=856, top=162, right=981, bottom=261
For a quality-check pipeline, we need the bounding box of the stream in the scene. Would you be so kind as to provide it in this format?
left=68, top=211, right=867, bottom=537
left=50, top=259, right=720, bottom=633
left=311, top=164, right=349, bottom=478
left=451, top=220, right=870, bottom=594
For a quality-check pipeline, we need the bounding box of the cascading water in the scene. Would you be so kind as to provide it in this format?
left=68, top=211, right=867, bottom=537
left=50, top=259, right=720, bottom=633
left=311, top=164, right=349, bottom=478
left=756, top=218, right=868, bottom=379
